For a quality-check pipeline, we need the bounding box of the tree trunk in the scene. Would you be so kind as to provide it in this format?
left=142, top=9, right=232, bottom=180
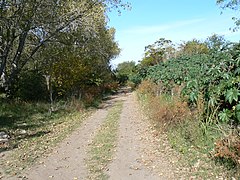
left=45, top=75, right=53, bottom=114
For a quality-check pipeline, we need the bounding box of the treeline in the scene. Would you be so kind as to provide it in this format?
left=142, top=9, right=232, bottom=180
left=0, top=0, right=128, bottom=103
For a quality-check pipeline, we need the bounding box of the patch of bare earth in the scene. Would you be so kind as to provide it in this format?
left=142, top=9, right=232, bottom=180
left=107, top=93, right=183, bottom=179
left=3, top=95, right=122, bottom=180
left=3, top=91, right=185, bottom=180
left=22, top=109, right=108, bottom=180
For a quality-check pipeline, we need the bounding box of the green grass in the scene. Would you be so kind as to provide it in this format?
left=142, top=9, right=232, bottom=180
left=168, top=120, right=240, bottom=178
left=136, top=91, right=240, bottom=179
left=86, top=101, right=123, bottom=180
left=0, top=98, right=92, bottom=176
left=168, top=120, right=223, bottom=177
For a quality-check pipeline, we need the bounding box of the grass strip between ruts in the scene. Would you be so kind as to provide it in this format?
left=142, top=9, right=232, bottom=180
left=86, top=101, right=123, bottom=180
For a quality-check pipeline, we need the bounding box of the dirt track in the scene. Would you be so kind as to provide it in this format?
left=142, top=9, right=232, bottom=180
left=6, top=92, right=179, bottom=179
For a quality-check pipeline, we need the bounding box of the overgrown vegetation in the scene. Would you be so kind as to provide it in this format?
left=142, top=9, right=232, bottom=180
left=1, top=0, right=240, bottom=178
left=86, top=101, right=123, bottom=180
left=133, top=33, right=240, bottom=178
left=137, top=81, right=239, bottom=178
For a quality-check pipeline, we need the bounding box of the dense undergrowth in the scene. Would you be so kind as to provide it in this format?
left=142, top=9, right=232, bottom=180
left=134, top=42, right=240, bottom=177
left=137, top=81, right=239, bottom=178
left=129, top=35, right=240, bottom=178
left=131, top=37, right=240, bottom=177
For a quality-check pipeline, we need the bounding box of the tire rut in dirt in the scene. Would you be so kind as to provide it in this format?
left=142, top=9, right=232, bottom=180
left=18, top=109, right=110, bottom=180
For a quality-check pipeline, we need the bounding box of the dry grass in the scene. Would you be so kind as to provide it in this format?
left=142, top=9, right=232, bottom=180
left=137, top=81, right=191, bottom=130
left=136, top=80, right=239, bottom=179
left=137, top=80, right=159, bottom=96
left=214, top=132, right=240, bottom=172
left=148, top=95, right=191, bottom=129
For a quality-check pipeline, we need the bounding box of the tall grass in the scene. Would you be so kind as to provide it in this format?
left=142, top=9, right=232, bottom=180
left=136, top=80, right=239, bottom=178
left=137, top=80, right=191, bottom=129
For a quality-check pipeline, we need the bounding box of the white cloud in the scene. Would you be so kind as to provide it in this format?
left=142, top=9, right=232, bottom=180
left=123, top=18, right=205, bottom=35
left=111, top=17, right=240, bottom=65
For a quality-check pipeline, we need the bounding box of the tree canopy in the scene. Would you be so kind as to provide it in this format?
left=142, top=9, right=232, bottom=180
left=0, top=0, right=126, bottom=100
left=116, top=61, right=136, bottom=85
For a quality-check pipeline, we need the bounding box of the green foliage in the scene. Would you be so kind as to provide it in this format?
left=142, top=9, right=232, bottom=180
left=17, top=70, right=48, bottom=101
left=141, top=38, right=175, bottom=66
left=225, top=88, right=240, bottom=104
left=205, top=34, right=230, bottom=53
left=235, top=104, right=240, bottom=122
left=128, top=65, right=148, bottom=87
left=218, top=109, right=232, bottom=123
left=179, top=39, right=209, bottom=56
left=116, top=61, right=136, bottom=85
left=0, top=0, right=124, bottom=99
left=136, top=80, right=236, bottom=178
left=143, top=38, right=240, bottom=124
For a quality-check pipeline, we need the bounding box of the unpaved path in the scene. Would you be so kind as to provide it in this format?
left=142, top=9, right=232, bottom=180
left=19, top=95, right=122, bottom=180
left=107, top=93, right=177, bottom=180
left=5, top=91, right=180, bottom=179
left=21, top=108, right=109, bottom=180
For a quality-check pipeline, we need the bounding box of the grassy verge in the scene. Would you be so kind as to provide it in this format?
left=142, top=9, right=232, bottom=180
left=86, top=101, right=123, bottom=180
left=136, top=91, right=239, bottom=179
left=0, top=99, right=92, bottom=176
left=167, top=120, right=231, bottom=178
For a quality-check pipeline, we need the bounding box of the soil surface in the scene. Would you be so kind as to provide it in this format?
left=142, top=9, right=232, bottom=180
left=107, top=93, right=177, bottom=180
left=3, top=91, right=181, bottom=180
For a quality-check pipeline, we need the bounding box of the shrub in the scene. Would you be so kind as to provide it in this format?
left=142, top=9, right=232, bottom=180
left=148, top=95, right=191, bottom=130
left=137, top=80, right=158, bottom=96
left=137, top=80, right=191, bottom=129
left=17, top=70, right=48, bottom=101
left=102, top=82, right=119, bottom=94
left=126, top=80, right=136, bottom=90
left=214, top=133, right=240, bottom=167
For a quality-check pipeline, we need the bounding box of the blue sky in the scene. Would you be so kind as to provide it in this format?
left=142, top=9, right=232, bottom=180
left=107, top=0, right=240, bottom=66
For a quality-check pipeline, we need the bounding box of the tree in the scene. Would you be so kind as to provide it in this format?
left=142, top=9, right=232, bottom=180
left=0, top=0, right=126, bottom=95
left=36, top=24, right=120, bottom=100
left=116, top=61, right=136, bottom=85
left=179, top=39, right=209, bottom=56
left=229, top=42, right=240, bottom=59
left=205, top=34, right=227, bottom=51
left=141, top=38, right=175, bottom=66
left=217, top=0, right=240, bottom=30
left=205, top=34, right=231, bottom=54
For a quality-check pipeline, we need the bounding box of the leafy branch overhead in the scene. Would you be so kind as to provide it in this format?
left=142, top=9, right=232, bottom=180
left=0, top=0, right=127, bottom=97
left=217, top=0, right=240, bottom=30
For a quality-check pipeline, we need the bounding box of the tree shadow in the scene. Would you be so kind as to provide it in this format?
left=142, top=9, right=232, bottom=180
left=0, top=116, right=16, bottom=129
left=0, top=130, right=51, bottom=153
left=0, top=115, right=45, bottom=130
